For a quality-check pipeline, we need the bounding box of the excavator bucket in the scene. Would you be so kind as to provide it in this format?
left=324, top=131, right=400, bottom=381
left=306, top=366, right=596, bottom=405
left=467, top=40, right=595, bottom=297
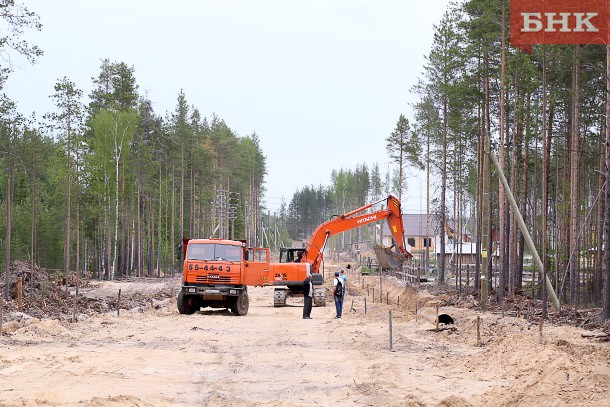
left=374, top=244, right=408, bottom=269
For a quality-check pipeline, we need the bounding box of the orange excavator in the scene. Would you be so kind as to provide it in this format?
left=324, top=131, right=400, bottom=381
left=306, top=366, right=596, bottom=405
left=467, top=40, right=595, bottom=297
left=272, top=194, right=412, bottom=306
left=177, top=195, right=411, bottom=315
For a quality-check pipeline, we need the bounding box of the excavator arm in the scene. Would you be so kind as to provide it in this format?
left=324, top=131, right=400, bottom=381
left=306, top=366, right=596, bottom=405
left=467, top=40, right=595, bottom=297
left=301, top=195, right=412, bottom=274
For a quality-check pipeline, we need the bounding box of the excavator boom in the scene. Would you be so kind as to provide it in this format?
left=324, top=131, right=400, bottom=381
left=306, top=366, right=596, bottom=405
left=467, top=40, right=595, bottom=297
left=302, top=195, right=411, bottom=274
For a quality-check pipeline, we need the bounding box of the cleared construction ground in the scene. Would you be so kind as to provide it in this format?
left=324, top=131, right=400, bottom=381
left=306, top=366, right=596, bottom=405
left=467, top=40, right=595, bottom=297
left=1, top=264, right=609, bottom=406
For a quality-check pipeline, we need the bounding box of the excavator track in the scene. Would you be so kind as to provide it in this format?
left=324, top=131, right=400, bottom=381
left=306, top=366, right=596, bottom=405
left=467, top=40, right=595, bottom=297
left=313, top=288, right=326, bottom=307
left=273, top=288, right=287, bottom=307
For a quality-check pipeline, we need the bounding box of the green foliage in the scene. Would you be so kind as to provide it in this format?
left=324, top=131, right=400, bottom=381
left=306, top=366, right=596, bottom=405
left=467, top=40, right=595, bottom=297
left=386, top=114, right=423, bottom=199
left=0, top=56, right=267, bottom=277
left=88, top=59, right=138, bottom=113
left=288, top=185, right=333, bottom=239
left=0, top=0, right=43, bottom=70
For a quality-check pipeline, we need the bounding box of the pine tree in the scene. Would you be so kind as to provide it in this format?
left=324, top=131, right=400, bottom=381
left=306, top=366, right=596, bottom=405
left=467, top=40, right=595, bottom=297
left=416, top=7, right=466, bottom=284
left=386, top=114, right=422, bottom=202
left=47, top=77, right=85, bottom=291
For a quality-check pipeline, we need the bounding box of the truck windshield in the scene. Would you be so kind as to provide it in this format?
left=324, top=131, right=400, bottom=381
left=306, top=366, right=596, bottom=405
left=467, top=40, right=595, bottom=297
left=187, top=244, right=242, bottom=262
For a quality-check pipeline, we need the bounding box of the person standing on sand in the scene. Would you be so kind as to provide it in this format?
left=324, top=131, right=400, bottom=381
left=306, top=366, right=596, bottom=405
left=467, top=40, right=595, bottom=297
left=302, top=274, right=313, bottom=319
left=338, top=269, right=347, bottom=313
left=339, top=269, right=347, bottom=296
left=333, top=271, right=343, bottom=318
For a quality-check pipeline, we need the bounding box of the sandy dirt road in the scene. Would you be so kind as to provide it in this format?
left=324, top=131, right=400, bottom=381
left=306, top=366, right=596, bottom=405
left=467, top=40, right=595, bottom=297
left=1, top=274, right=609, bottom=407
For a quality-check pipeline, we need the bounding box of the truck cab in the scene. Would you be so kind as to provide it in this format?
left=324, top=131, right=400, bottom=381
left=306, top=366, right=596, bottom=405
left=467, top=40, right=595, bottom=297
left=178, top=238, right=269, bottom=316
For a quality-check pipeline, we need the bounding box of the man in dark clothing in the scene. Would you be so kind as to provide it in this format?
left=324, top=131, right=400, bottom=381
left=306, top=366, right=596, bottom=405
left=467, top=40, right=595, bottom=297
left=303, top=274, right=313, bottom=319
left=333, top=271, right=343, bottom=318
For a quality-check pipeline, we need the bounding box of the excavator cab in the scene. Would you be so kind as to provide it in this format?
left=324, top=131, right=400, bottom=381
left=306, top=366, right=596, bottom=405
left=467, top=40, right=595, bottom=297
left=279, top=248, right=306, bottom=263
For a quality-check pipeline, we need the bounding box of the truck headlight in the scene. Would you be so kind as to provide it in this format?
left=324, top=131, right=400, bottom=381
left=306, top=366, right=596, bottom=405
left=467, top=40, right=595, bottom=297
left=188, top=288, right=196, bottom=293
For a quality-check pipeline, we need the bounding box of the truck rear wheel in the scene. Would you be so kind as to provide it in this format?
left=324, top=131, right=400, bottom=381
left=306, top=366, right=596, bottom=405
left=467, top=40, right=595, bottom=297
left=177, top=290, right=198, bottom=315
left=230, top=290, right=249, bottom=316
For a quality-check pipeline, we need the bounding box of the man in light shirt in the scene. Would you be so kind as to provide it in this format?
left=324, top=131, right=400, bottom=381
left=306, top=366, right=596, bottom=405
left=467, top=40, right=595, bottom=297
left=339, top=269, right=347, bottom=297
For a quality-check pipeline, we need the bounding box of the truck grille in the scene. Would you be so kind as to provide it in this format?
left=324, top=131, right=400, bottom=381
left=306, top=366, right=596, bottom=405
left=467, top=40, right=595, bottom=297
left=195, top=275, right=233, bottom=284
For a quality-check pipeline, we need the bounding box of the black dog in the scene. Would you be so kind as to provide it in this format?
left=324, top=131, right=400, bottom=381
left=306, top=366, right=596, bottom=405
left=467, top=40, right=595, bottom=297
left=436, top=314, right=454, bottom=325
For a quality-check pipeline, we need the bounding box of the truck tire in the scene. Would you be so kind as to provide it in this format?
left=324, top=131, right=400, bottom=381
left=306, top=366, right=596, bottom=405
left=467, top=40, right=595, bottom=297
left=177, top=290, right=198, bottom=315
left=230, top=290, right=249, bottom=316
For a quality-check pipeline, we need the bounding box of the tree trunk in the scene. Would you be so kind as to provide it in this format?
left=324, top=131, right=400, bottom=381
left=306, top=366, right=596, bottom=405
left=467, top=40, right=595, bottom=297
left=475, top=56, right=484, bottom=296
left=603, top=45, right=610, bottom=321
left=190, top=166, right=194, bottom=238
left=541, top=64, right=548, bottom=316
left=569, top=46, right=581, bottom=313
left=171, top=163, right=176, bottom=274
left=104, top=176, right=111, bottom=280
left=475, top=111, right=483, bottom=296
left=517, top=96, right=530, bottom=291
left=439, top=95, right=448, bottom=285
left=112, top=143, right=119, bottom=280
left=180, top=144, right=184, bottom=243
left=426, top=118, right=432, bottom=275
left=149, top=196, right=155, bottom=277
left=4, top=164, right=12, bottom=301
left=64, top=129, right=72, bottom=293
left=498, top=0, right=507, bottom=301
left=508, top=120, right=519, bottom=298
left=485, top=52, right=493, bottom=297
left=542, top=53, right=553, bottom=316
left=30, top=145, right=36, bottom=289
left=75, top=171, right=80, bottom=298
left=596, top=115, right=605, bottom=306
left=157, top=162, right=163, bottom=277
left=136, top=182, right=141, bottom=277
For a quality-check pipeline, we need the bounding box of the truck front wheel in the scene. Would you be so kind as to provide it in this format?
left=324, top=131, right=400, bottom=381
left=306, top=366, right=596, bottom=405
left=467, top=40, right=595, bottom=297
left=230, top=290, right=249, bottom=316
left=177, top=290, right=199, bottom=315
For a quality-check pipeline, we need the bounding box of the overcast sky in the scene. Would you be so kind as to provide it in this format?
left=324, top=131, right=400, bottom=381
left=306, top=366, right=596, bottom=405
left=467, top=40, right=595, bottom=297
left=5, top=0, right=452, bottom=213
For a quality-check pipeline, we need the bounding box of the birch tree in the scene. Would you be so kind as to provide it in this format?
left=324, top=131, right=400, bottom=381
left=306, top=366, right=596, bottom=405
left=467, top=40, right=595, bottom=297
left=91, top=109, right=136, bottom=279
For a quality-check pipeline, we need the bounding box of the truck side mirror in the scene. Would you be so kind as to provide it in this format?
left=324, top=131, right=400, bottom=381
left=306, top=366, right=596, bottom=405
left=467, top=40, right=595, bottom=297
left=177, top=245, right=182, bottom=260
left=244, top=250, right=250, bottom=261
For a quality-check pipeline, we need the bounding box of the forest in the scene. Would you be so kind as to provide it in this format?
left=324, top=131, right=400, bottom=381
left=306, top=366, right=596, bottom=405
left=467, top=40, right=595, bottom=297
left=0, top=2, right=266, bottom=284
left=271, top=0, right=610, bottom=319
left=1, top=60, right=266, bottom=280
left=1, top=1, right=609, bottom=319
left=414, top=0, right=610, bottom=318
